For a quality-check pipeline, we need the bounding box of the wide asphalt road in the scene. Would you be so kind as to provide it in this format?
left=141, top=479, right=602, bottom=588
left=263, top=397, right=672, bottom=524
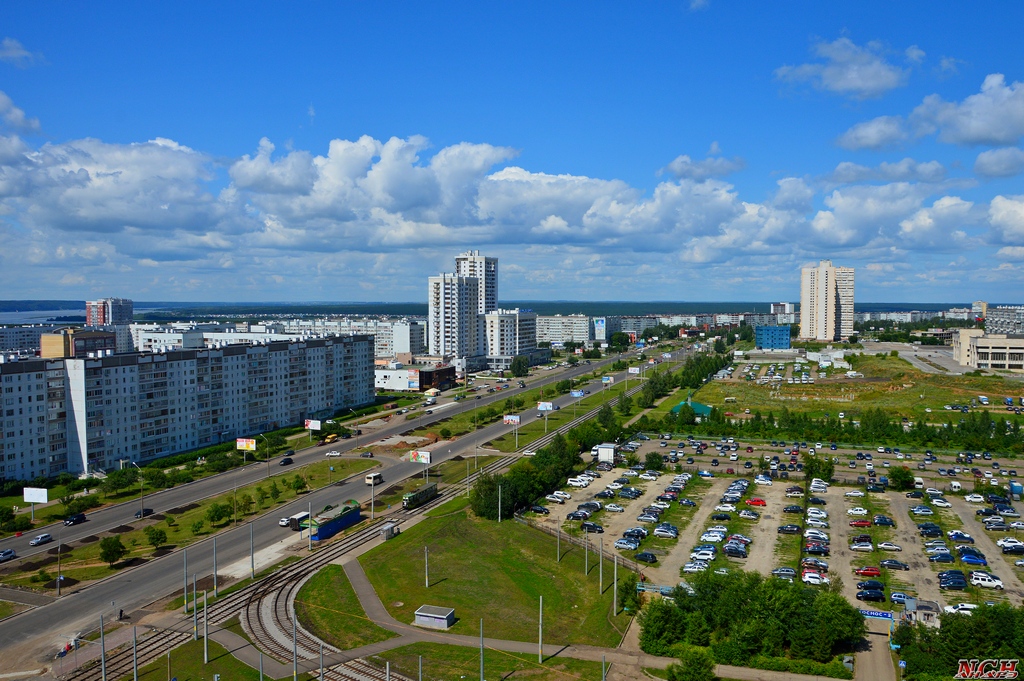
left=0, top=346, right=693, bottom=660
left=0, top=349, right=647, bottom=562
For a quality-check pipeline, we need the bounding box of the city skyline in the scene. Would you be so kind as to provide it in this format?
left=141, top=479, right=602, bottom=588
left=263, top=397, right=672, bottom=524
left=3, top=4, right=1024, bottom=302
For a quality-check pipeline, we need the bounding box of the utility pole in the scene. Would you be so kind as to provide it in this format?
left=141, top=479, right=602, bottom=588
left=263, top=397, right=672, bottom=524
left=213, top=537, right=218, bottom=597
left=192, top=574, right=197, bottom=640
left=99, top=615, right=106, bottom=681
left=425, top=546, right=429, bottom=588
left=498, top=485, right=502, bottom=523
left=613, top=554, right=618, bottom=614
left=132, top=626, right=138, bottom=681
left=203, top=591, right=208, bottom=663
left=479, top=619, right=484, bottom=681
left=538, top=595, right=543, bottom=663
left=183, top=549, right=188, bottom=615
left=250, top=522, right=255, bottom=579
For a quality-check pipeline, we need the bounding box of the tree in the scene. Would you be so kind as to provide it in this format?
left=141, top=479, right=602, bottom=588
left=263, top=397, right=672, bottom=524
left=567, top=355, right=579, bottom=365
left=617, top=392, right=633, bottom=416
left=645, top=451, right=664, bottom=471
left=256, top=485, right=268, bottom=508
left=292, top=475, right=307, bottom=495
left=625, top=452, right=641, bottom=468
left=240, top=492, right=254, bottom=514
left=667, top=647, right=717, bottom=681
left=205, top=502, right=229, bottom=526
left=269, top=480, right=281, bottom=501
left=714, top=338, right=727, bottom=354
left=191, top=520, right=204, bottom=536
left=889, top=465, right=916, bottom=491
left=144, top=526, right=167, bottom=550
left=597, top=403, right=617, bottom=431
left=99, top=536, right=129, bottom=567
left=510, top=356, right=530, bottom=377
left=618, top=572, right=640, bottom=611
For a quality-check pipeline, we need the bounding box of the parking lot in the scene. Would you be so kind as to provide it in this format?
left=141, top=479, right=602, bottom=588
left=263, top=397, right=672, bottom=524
left=530, top=430, right=1024, bottom=613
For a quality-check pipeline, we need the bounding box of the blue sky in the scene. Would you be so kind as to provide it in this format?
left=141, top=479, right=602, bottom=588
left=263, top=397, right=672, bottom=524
left=3, top=2, right=1024, bottom=304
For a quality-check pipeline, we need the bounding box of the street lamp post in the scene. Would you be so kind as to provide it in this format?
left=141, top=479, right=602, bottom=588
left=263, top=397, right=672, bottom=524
left=130, top=462, right=144, bottom=520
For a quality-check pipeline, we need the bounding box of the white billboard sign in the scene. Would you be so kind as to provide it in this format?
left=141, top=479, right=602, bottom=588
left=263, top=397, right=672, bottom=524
left=503, top=415, right=521, bottom=425
left=236, top=438, right=257, bottom=451
left=537, top=402, right=554, bottom=411
left=304, top=419, right=322, bottom=431
left=409, top=451, right=432, bottom=464
left=23, top=487, right=48, bottom=504
left=628, top=366, right=640, bottom=375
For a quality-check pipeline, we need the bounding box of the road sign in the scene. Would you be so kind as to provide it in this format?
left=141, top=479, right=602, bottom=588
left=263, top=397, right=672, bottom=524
left=899, top=660, right=907, bottom=668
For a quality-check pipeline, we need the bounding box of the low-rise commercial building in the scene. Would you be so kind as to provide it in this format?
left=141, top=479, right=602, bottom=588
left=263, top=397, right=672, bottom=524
left=374, top=363, right=456, bottom=392
left=755, top=325, right=791, bottom=350
left=953, top=330, right=1024, bottom=370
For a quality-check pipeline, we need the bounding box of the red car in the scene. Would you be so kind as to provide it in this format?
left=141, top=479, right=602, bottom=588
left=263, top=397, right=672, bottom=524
left=746, top=498, right=767, bottom=507
left=725, top=468, right=735, bottom=474
left=746, top=446, right=754, bottom=453
left=855, top=566, right=881, bottom=577
left=849, top=520, right=872, bottom=528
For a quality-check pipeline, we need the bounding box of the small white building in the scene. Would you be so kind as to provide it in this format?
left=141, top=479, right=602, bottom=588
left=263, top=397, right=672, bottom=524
left=414, top=605, right=455, bottom=630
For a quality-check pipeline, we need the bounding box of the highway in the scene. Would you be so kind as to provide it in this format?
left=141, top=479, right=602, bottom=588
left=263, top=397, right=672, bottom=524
left=0, top=345, right=692, bottom=664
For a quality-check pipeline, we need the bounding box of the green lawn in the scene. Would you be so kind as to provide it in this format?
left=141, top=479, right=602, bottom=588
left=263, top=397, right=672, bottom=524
left=0, top=599, right=28, bottom=619
left=295, top=565, right=397, bottom=650
left=359, top=509, right=631, bottom=647
left=117, top=637, right=289, bottom=681
left=371, top=642, right=603, bottom=681
left=424, top=496, right=471, bottom=517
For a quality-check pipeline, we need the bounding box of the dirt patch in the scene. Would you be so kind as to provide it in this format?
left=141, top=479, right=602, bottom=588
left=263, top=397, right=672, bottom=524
left=150, top=514, right=166, bottom=521
left=45, top=546, right=72, bottom=556
left=450, top=454, right=464, bottom=462
left=170, top=575, right=216, bottom=599
left=151, top=547, right=176, bottom=558
left=43, top=577, right=78, bottom=589
left=380, top=484, right=405, bottom=495
left=78, top=535, right=99, bottom=544
left=166, top=503, right=200, bottom=515
left=19, top=556, right=57, bottom=571
left=109, top=525, right=134, bottom=534
left=121, top=557, right=149, bottom=569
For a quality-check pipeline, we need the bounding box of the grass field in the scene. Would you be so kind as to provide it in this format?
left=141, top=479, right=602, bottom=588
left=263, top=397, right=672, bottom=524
left=424, top=496, right=471, bottom=517
left=371, top=642, right=603, bottom=681
left=0, top=599, right=28, bottom=619
left=369, top=455, right=501, bottom=510
left=359, top=508, right=631, bottom=647
left=295, top=565, right=396, bottom=650
left=116, top=637, right=289, bottom=681
left=694, top=353, right=1024, bottom=421
left=2, top=458, right=375, bottom=590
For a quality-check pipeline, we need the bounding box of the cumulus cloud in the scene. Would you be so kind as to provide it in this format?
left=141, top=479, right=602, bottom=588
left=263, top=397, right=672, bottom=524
left=775, top=37, right=910, bottom=100
left=975, top=147, right=1024, bottom=178
left=828, top=158, right=946, bottom=183
left=989, top=195, right=1024, bottom=244
left=837, top=116, right=908, bottom=150
left=662, top=154, right=745, bottom=180
left=810, top=182, right=935, bottom=246
left=0, top=38, right=37, bottom=68
left=897, top=196, right=975, bottom=248
left=230, top=138, right=317, bottom=194
left=0, top=90, right=40, bottom=133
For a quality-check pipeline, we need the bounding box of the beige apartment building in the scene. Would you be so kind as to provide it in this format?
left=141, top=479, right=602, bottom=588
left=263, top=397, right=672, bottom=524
left=799, top=259, right=854, bottom=341
left=952, top=329, right=1024, bottom=370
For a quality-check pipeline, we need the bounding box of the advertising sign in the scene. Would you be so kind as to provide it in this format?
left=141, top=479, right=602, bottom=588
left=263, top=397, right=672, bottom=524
left=23, top=487, right=48, bottom=504
left=662, top=353, right=672, bottom=359
left=601, top=376, right=614, bottom=384
left=409, top=451, right=432, bottom=464
left=304, top=419, right=322, bottom=431
left=537, top=402, right=554, bottom=411
left=858, top=609, right=893, bottom=620
left=236, top=438, right=257, bottom=451
left=570, top=390, right=585, bottom=398
left=628, top=366, right=640, bottom=374
left=503, top=415, right=521, bottom=425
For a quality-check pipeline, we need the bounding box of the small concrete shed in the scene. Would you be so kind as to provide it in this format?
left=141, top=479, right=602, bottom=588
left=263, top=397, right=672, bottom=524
left=414, top=605, right=455, bottom=630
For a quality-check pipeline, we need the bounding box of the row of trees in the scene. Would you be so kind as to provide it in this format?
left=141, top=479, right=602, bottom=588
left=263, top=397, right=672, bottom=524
left=639, top=570, right=864, bottom=676
left=893, top=605, right=1024, bottom=680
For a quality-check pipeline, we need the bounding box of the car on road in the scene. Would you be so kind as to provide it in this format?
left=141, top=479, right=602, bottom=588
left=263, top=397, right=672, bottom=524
left=878, top=542, right=903, bottom=552
left=29, top=534, right=52, bottom=546
left=635, top=552, right=658, bottom=564
left=0, top=548, right=15, bottom=563
left=856, top=590, right=886, bottom=602
left=880, top=560, right=910, bottom=571
left=279, top=457, right=293, bottom=466
left=64, top=513, right=86, bottom=526
left=325, top=450, right=342, bottom=457
left=134, top=508, right=155, bottom=519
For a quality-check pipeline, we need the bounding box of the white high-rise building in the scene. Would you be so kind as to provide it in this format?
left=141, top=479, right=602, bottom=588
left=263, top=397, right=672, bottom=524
left=484, top=308, right=537, bottom=370
left=455, top=250, right=498, bottom=315
left=427, top=273, right=481, bottom=361
left=800, top=259, right=855, bottom=341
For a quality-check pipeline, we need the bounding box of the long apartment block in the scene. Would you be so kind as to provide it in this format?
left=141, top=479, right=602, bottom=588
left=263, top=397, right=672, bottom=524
left=0, top=335, right=374, bottom=481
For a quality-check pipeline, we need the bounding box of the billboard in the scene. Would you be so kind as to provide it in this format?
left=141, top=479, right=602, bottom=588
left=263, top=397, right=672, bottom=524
left=503, top=415, right=521, bottom=425
left=662, top=352, right=672, bottom=359
left=601, top=376, right=614, bottom=384
left=23, top=487, right=48, bottom=504
left=409, top=451, right=432, bottom=464
left=236, top=438, right=257, bottom=451
left=537, top=402, right=554, bottom=411
left=570, top=390, right=585, bottom=398
left=628, top=366, right=640, bottom=374
left=305, top=419, right=322, bottom=431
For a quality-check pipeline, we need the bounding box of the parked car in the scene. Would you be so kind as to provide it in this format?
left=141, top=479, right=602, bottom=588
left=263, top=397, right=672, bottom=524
left=635, top=552, right=658, bottom=564
left=880, top=560, right=910, bottom=571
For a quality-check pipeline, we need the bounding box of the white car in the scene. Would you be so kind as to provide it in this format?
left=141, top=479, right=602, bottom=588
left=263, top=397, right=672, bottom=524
left=690, top=550, right=716, bottom=562
left=807, top=508, right=828, bottom=519
left=606, top=482, right=623, bottom=490
left=850, top=542, right=874, bottom=552
left=847, top=507, right=868, bottom=516
left=925, top=488, right=942, bottom=496
left=804, top=530, right=830, bottom=542
left=683, top=561, right=709, bottom=573
left=653, top=527, right=678, bottom=539
left=754, top=477, right=773, bottom=486
left=806, top=518, right=830, bottom=529
left=878, top=542, right=903, bottom=552
left=1010, top=521, right=1024, bottom=530
left=971, top=574, right=1004, bottom=589
left=802, top=572, right=830, bottom=585
left=707, top=525, right=728, bottom=533
left=715, top=504, right=737, bottom=512
left=844, top=490, right=865, bottom=497
left=786, top=491, right=804, bottom=498
left=621, top=469, right=639, bottom=477
left=926, top=546, right=951, bottom=554
left=943, top=603, right=978, bottom=615
left=567, top=478, right=590, bottom=488
left=965, top=494, right=985, bottom=503
left=997, top=537, right=1024, bottom=549
left=552, top=491, right=571, bottom=500
left=651, top=501, right=672, bottom=510
left=279, top=517, right=290, bottom=527
left=325, top=450, right=342, bottom=457
left=605, top=504, right=624, bottom=513
left=545, top=494, right=565, bottom=504
left=932, top=499, right=952, bottom=508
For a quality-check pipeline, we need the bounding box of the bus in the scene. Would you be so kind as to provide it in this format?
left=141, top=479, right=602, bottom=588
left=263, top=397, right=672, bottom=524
left=402, top=483, right=438, bottom=509
left=288, top=511, right=311, bottom=531
left=324, top=433, right=339, bottom=444
left=365, top=472, right=383, bottom=486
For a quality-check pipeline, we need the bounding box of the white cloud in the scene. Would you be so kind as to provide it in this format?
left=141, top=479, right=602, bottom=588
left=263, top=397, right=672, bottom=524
left=939, top=56, right=963, bottom=76
left=989, top=195, right=1024, bottom=244
left=0, top=90, right=40, bottom=133
left=837, top=116, right=908, bottom=150
left=775, top=38, right=910, bottom=100
left=911, top=74, right=1024, bottom=146
left=662, top=154, right=745, bottom=180
left=897, top=196, right=975, bottom=248
left=0, top=38, right=37, bottom=68
left=974, top=147, right=1024, bottom=178
left=810, top=182, right=934, bottom=246
left=689, top=0, right=709, bottom=10
left=905, top=45, right=926, bottom=64
left=230, top=138, right=317, bottom=194
left=828, top=158, right=946, bottom=183
left=996, top=246, right=1024, bottom=260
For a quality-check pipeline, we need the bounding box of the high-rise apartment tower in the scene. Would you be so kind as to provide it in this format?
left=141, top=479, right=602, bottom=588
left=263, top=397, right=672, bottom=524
left=799, top=260, right=854, bottom=341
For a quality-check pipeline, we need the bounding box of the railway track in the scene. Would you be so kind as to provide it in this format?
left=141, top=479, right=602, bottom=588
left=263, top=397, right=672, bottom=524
left=60, top=364, right=680, bottom=681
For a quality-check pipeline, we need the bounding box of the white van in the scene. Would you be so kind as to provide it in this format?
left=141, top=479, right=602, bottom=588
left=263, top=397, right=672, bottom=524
left=970, top=574, right=1004, bottom=589
left=365, top=472, right=383, bottom=486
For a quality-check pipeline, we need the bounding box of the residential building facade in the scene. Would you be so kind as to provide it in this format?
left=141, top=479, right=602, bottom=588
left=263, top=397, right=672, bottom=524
left=800, top=259, right=855, bottom=341
left=536, top=314, right=592, bottom=345
left=984, top=306, right=1024, bottom=335
left=86, top=298, right=134, bottom=326
left=484, top=308, right=538, bottom=370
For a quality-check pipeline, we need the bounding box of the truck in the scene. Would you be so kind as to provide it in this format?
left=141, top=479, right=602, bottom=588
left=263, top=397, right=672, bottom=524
left=596, top=442, right=617, bottom=464
left=424, top=396, right=437, bottom=405
left=979, top=396, right=990, bottom=405
left=1006, top=397, right=1015, bottom=406
left=913, top=476, right=925, bottom=489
